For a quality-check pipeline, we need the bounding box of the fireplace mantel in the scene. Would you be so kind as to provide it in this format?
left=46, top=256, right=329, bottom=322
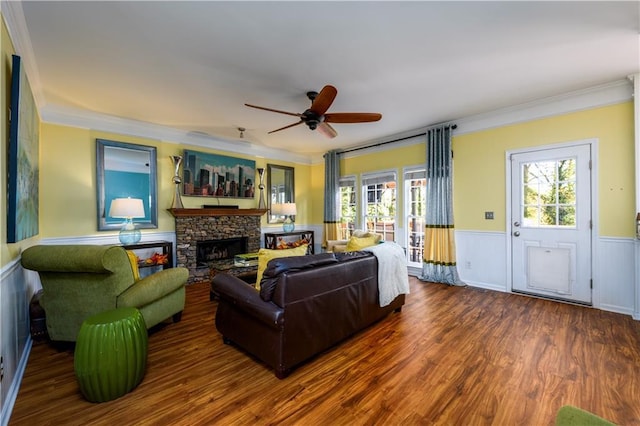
left=168, top=208, right=267, bottom=217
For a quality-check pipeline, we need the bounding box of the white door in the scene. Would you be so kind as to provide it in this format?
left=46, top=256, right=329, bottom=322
left=510, top=144, right=592, bottom=304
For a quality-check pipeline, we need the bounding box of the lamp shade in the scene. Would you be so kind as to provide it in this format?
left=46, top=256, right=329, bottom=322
left=280, top=202, right=297, bottom=216
left=109, top=198, right=145, bottom=219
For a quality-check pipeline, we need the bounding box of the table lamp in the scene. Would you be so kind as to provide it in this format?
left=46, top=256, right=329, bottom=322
left=109, top=198, right=145, bottom=244
left=280, top=202, right=297, bottom=232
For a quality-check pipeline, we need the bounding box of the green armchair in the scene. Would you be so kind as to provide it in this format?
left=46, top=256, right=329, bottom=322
left=21, top=245, right=188, bottom=342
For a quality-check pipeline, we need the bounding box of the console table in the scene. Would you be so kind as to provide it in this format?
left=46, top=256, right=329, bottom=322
left=264, top=230, right=314, bottom=255
left=121, top=240, right=173, bottom=278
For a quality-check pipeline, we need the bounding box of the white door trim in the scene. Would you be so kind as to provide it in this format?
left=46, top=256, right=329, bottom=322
left=505, top=138, right=599, bottom=306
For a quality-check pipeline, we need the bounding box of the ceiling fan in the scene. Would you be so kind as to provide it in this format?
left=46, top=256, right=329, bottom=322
left=244, top=85, right=382, bottom=139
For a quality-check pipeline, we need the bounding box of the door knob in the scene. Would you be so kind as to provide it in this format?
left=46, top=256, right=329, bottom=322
left=513, top=231, right=520, bottom=237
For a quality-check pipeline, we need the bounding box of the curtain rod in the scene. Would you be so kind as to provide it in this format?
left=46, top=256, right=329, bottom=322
left=338, top=124, right=457, bottom=155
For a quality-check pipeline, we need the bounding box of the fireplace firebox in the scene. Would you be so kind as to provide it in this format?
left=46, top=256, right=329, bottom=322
left=196, top=237, right=248, bottom=267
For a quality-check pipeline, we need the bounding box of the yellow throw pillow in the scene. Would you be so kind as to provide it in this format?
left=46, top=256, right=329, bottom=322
left=255, top=244, right=308, bottom=290
left=346, top=235, right=379, bottom=251
left=126, top=250, right=140, bottom=281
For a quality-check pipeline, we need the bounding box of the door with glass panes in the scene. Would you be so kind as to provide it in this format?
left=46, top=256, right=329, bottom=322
left=510, top=144, right=592, bottom=304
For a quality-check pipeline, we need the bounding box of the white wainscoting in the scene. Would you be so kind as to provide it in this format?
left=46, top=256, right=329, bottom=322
left=0, top=259, right=32, bottom=426
left=455, top=230, right=508, bottom=292
left=455, top=230, right=637, bottom=317
left=596, top=237, right=636, bottom=316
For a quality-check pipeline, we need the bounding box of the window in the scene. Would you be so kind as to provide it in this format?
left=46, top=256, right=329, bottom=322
left=361, top=172, right=396, bottom=241
left=404, top=168, right=426, bottom=266
left=522, top=158, right=577, bottom=227
left=338, top=177, right=357, bottom=240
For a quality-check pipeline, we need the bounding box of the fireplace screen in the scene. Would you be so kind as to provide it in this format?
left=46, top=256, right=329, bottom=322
left=196, top=237, right=248, bottom=267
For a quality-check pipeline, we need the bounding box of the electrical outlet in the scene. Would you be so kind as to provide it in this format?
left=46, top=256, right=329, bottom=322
left=485, top=211, right=494, bottom=220
left=465, top=261, right=472, bottom=269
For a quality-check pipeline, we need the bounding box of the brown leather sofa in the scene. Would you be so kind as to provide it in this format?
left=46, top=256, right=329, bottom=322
left=211, top=252, right=406, bottom=378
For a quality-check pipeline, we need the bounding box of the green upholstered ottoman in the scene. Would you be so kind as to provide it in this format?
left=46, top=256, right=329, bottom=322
left=74, top=307, right=148, bottom=402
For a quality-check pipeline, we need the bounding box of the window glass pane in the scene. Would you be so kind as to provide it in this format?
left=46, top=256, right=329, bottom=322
left=405, top=170, right=426, bottom=266
left=558, top=206, right=576, bottom=226
left=339, top=178, right=356, bottom=240
left=558, top=182, right=576, bottom=204
left=541, top=205, right=557, bottom=225
left=523, top=206, right=539, bottom=226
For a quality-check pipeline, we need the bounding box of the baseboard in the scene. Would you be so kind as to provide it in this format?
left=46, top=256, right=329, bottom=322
left=0, top=336, right=32, bottom=426
left=463, top=280, right=508, bottom=293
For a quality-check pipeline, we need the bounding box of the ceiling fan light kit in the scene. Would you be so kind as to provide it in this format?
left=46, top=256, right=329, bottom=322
left=245, top=85, right=381, bottom=139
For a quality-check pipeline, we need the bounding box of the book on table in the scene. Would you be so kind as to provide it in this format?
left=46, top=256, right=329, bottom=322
left=234, top=252, right=259, bottom=267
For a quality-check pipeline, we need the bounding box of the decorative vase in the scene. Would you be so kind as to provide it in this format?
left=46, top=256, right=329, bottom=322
left=257, top=168, right=266, bottom=210
left=171, top=156, right=184, bottom=209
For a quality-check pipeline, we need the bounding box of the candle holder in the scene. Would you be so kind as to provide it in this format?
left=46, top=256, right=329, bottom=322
left=170, top=156, right=184, bottom=209
left=257, top=167, right=266, bottom=209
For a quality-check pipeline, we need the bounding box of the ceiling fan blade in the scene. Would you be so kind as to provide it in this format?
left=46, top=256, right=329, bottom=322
left=268, top=120, right=304, bottom=134
left=316, top=122, right=338, bottom=139
left=245, top=103, right=303, bottom=118
left=324, top=112, right=382, bottom=123
left=309, top=85, right=337, bottom=116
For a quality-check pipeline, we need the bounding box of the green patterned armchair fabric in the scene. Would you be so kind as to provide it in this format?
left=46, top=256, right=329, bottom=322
left=21, top=245, right=188, bottom=342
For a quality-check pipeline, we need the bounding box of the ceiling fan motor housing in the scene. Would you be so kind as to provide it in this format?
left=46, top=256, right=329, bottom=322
left=303, top=109, right=322, bottom=130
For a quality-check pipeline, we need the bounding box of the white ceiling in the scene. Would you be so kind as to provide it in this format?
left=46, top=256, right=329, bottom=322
left=4, top=1, right=640, bottom=158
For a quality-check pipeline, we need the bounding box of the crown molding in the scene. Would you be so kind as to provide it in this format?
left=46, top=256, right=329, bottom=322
left=454, top=79, right=633, bottom=135
left=2, top=0, right=45, bottom=112
left=39, top=104, right=313, bottom=165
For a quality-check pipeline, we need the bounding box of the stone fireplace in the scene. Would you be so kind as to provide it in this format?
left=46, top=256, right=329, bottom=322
left=170, top=208, right=265, bottom=284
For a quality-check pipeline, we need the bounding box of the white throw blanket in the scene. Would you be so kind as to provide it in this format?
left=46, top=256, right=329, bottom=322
left=363, top=242, right=410, bottom=307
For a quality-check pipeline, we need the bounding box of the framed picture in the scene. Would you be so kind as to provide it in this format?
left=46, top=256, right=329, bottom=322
left=7, top=55, right=39, bottom=243
left=182, top=149, right=256, bottom=198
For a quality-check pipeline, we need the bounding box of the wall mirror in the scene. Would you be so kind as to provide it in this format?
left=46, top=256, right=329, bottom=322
left=97, top=139, right=158, bottom=231
left=267, top=163, right=295, bottom=224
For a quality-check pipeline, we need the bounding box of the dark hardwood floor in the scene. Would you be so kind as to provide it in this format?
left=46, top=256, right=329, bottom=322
left=9, top=277, right=640, bottom=425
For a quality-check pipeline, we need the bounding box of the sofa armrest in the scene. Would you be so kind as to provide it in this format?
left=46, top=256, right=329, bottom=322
left=212, top=273, right=283, bottom=327
left=118, top=267, right=188, bottom=308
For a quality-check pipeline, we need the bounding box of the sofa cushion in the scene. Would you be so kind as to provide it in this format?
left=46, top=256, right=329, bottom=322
left=126, top=250, right=140, bottom=282
left=260, top=253, right=338, bottom=301
left=346, top=233, right=380, bottom=251
left=255, top=244, right=308, bottom=290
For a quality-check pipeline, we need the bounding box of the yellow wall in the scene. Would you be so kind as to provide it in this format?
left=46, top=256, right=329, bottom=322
left=453, top=102, right=635, bottom=236
left=39, top=123, right=312, bottom=238
left=1, top=14, right=42, bottom=267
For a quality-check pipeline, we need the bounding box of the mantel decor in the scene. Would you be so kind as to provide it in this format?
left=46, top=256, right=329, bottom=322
left=182, top=149, right=256, bottom=199
left=168, top=208, right=267, bottom=217
left=257, top=167, right=266, bottom=209
left=170, top=155, right=184, bottom=209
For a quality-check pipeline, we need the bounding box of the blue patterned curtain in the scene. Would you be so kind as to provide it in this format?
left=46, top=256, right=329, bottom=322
left=323, top=150, right=341, bottom=247
left=420, top=126, right=464, bottom=285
